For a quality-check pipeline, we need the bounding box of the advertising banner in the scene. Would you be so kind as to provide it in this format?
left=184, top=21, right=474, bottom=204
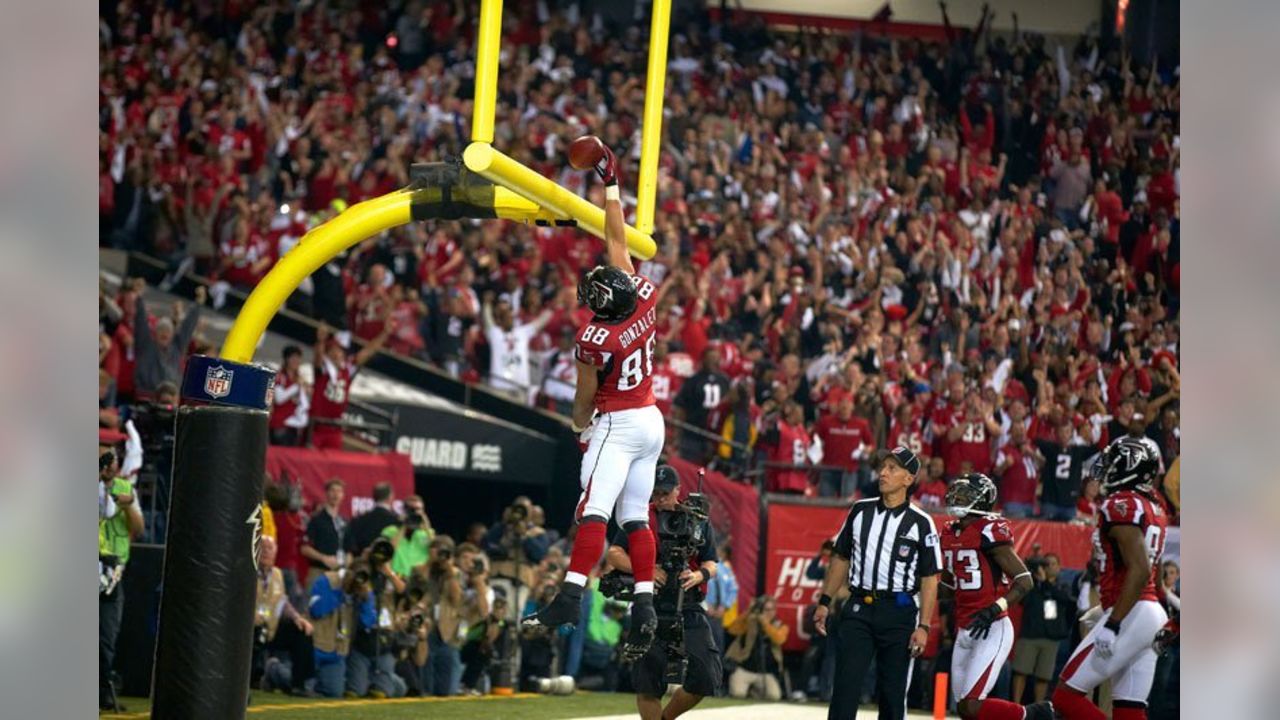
left=348, top=400, right=558, bottom=485
left=265, top=446, right=414, bottom=519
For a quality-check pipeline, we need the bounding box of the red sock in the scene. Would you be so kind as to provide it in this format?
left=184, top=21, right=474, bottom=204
left=565, top=521, right=606, bottom=581
left=1051, top=686, right=1106, bottom=720
left=975, top=698, right=1028, bottom=720
left=1112, top=704, right=1147, bottom=720
left=627, top=527, right=656, bottom=586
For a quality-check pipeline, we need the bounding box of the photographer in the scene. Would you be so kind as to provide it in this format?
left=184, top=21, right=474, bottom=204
left=460, top=596, right=512, bottom=693
left=605, top=466, right=721, bottom=720
left=390, top=587, right=432, bottom=696
left=382, top=495, right=434, bottom=579
left=253, top=537, right=314, bottom=696
left=308, top=561, right=376, bottom=698
left=484, top=496, right=550, bottom=587
left=518, top=581, right=560, bottom=689
left=420, top=536, right=491, bottom=696
left=345, top=538, right=408, bottom=698
left=98, top=448, right=144, bottom=711
left=725, top=596, right=789, bottom=701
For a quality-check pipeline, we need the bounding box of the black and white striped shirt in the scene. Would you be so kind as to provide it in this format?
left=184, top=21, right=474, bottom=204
left=832, top=498, right=942, bottom=593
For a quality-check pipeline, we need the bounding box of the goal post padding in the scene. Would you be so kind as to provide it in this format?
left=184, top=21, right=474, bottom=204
left=150, top=356, right=273, bottom=720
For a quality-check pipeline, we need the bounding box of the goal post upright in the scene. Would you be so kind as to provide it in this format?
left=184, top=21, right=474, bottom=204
left=472, top=0, right=503, bottom=144
left=635, top=0, right=672, bottom=236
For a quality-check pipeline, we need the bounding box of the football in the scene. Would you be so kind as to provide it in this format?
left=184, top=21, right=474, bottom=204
left=568, top=135, right=606, bottom=170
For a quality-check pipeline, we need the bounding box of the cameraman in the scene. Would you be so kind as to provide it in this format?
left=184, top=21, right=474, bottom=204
left=484, top=496, right=550, bottom=587
left=725, top=596, right=789, bottom=700
left=99, top=448, right=144, bottom=711
left=308, top=561, right=376, bottom=697
left=390, top=587, right=432, bottom=696
left=382, top=495, right=434, bottom=579
left=253, top=537, right=314, bottom=695
left=461, top=596, right=511, bottom=692
left=606, top=466, right=721, bottom=720
left=420, top=536, right=491, bottom=696
left=346, top=538, right=408, bottom=698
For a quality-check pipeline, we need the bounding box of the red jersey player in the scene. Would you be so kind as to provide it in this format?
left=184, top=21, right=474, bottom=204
left=941, top=474, right=1053, bottom=720
left=1053, top=437, right=1170, bottom=720
left=521, top=140, right=662, bottom=662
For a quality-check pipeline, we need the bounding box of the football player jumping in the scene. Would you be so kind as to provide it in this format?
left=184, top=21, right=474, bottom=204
left=1052, top=436, right=1170, bottom=720
left=521, top=142, right=664, bottom=661
left=942, top=473, right=1054, bottom=720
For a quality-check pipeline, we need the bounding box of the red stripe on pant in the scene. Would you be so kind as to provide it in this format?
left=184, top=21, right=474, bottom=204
left=575, top=472, right=594, bottom=522
left=965, top=656, right=998, bottom=701
left=1059, top=643, right=1094, bottom=684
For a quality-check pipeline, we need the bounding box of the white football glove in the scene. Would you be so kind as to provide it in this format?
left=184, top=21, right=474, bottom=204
left=1093, top=619, right=1121, bottom=660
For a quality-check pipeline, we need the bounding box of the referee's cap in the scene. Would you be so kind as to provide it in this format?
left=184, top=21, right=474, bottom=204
left=881, top=446, right=921, bottom=476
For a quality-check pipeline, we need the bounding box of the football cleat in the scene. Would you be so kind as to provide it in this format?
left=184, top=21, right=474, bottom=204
left=521, top=585, right=582, bottom=631
left=1024, top=700, right=1056, bottom=720
left=622, top=595, right=657, bottom=660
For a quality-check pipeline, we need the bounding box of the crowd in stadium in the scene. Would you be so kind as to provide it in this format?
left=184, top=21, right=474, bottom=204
left=98, top=0, right=1179, bottom=715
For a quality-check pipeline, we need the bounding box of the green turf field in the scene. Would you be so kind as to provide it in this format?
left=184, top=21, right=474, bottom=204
left=104, top=691, right=759, bottom=719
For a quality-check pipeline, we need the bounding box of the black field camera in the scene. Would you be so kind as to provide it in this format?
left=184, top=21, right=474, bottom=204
left=600, top=470, right=711, bottom=685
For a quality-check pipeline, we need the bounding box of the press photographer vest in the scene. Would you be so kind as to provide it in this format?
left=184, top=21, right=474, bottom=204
left=256, top=567, right=287, bottom=642
left=310, top=571, right=354, bottom=657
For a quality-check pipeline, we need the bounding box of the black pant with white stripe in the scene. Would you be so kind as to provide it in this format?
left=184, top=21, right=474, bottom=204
left=828, top=596, right=917, bottom=720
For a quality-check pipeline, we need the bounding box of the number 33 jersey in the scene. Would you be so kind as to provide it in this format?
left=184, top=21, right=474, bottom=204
left=942, top=516, right=1014, bottom=629
left=1092, top=490, right=1168, bottom=609
left=575, top=273, right=660, bottom=414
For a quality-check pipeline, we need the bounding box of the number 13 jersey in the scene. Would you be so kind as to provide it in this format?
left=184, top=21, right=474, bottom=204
left=575, top=273, right=660, bottom=414
left=942, top=516, right=1014, bottom=629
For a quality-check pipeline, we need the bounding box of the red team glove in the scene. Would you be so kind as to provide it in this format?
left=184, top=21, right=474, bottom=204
left=595, top=145, right=618, bottom=187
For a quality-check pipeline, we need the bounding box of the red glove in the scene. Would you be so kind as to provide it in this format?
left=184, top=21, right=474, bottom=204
left=595, top=145, right=618, bottom=187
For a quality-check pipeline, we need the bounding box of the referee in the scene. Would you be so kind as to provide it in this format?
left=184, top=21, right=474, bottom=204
left=813, top=447, right=942, bottom=720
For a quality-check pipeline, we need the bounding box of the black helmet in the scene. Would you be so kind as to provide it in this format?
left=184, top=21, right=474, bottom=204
left=1095, top=436, right=1161, bottom=496
left=945, top=472, right=999, bottom=517
left=577, top=265, right=637, bottom=322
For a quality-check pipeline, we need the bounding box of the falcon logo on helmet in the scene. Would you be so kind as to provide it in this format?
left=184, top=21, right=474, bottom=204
left=577, top=265, right=638, bottom=323
left=1096, top=436, right=1161, bottom=496
left=945, top=472, right=999, bottom=518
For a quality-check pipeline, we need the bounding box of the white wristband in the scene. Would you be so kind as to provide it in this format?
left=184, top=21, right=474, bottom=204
left=605, top=185, right=620, bottom=202
left=995, top=597, right=1008, bottom=612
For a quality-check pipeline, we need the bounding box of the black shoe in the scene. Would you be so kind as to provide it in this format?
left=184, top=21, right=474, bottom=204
left=1025, top=701, right=1056, bottom=720
left=622, top=594, right=657, bottom=660
left=521, top=583, right=583, bottom=630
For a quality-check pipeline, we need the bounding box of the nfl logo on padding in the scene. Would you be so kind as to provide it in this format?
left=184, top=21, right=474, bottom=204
left=205, top=365, right=234, bottom=398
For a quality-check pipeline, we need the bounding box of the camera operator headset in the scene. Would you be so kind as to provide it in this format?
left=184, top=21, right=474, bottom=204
left=605, top=465, right=721, bottom=720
